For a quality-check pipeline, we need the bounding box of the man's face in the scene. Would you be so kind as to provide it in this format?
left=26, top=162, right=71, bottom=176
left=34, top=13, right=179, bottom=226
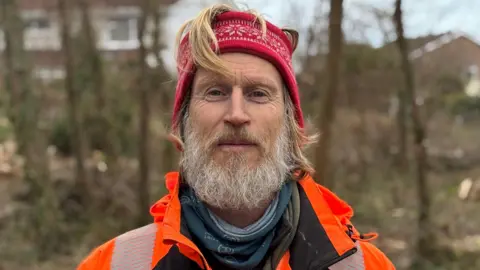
left=181, top=53, right=291, bottom=210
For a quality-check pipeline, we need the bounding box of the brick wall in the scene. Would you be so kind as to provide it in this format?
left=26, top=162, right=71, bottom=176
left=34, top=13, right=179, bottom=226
left=17, top=0, right=178, bottom=10
left=414, top=36, right=480, bottom=82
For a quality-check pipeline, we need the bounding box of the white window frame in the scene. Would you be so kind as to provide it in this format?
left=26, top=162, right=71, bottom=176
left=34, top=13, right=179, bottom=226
left=0, top=30, right=4, bottom=51
left=25, top=16, right=51, bottom=30
left=23, top=13, right=59, bottom=51
left=468, top=64, right=479, bottom=76
left=102, top=16, right=139, bottom=50
left=33, top=67, right=66, bottom=81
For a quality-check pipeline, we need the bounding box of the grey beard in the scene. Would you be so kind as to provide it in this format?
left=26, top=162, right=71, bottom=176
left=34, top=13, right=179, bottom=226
left=180, top=123, right=292, bottom=210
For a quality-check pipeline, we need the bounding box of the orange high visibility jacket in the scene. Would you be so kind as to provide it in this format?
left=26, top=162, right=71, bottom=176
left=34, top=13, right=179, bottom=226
left=78, top=172, right=395, bottom=269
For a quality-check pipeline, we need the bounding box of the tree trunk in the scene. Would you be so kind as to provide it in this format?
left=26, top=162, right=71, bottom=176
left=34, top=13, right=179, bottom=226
left=137, top=0, right=152, bottom=225
left=78, top=0, right=119, bottom=162
left=1, top=0, right=50, bottom=196
left=152, top=2, right=176, bottom=175
left=1, top=0, right=61, bottom=259
left=314, top=0, right=344, bottom=188
left=397, top=86, right=408, bottom=168
left=393, top=0, right=434, bottom=266
left=296, top=1, right=327, bottom=115
left=58, top=0, right=90, bottom=201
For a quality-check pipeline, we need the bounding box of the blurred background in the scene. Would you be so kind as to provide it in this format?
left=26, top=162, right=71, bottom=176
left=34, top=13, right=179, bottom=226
left=0, top=0, right=479, bottom=269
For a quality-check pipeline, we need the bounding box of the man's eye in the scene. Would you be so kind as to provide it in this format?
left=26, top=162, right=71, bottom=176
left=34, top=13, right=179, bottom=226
left=205, top=88, right=227, bottom=101
left=248, top=90, right=270, bottom=102
left=251, top=91, right=267, bottom=97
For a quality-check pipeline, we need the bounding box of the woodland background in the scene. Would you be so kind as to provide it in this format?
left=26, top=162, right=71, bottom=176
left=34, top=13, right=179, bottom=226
left=0, top=0, right=479, bottom=269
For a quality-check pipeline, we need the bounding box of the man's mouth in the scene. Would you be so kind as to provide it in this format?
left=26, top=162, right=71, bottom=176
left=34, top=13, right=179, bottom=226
left=217, top=139, right=257, bottom=150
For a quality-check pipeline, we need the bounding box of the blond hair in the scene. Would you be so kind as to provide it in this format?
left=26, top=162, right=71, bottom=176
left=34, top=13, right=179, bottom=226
left=282, top=88, right=319, bottom=179
left=174, top=4, right=267, bottom=79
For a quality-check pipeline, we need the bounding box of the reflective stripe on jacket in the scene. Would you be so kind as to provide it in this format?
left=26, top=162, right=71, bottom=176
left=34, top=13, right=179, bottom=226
left=78, top=172, right=395, bottom=270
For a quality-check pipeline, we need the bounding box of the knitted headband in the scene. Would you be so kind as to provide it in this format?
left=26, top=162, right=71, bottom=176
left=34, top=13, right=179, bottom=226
left=172, top=10, right=304, bottom=129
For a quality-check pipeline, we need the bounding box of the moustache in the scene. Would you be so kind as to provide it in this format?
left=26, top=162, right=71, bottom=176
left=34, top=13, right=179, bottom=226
left=207, top=128, right=264, bottom=150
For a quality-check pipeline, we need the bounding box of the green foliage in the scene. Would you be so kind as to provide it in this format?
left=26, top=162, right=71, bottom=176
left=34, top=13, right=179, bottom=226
left=0, top=99, right=13, bottom=141
left=49, top=117, right=72, bottom=155
left=436, top=74, right=465, bottom=96
left=48, top=98, right=137, bottom=157
left=86, top=63, right=138, bottom=156
left=84, top=105, right=136, bottom=156
left=46, top=28, right=139, bottom=157
left=445, top=93, right=480, bottom=118
left=0, top=124, right=12, bottom=142
left=343, top=43, right=397, bottom=74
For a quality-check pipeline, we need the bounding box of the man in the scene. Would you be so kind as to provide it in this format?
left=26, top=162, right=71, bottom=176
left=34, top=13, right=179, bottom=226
left=78, top=4, right=395, bottom=270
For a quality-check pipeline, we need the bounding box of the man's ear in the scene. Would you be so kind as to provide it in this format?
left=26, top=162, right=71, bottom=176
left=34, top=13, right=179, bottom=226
left=282, top=28, right=299, bottom=52
left=168, top=133, right=184, bottom=152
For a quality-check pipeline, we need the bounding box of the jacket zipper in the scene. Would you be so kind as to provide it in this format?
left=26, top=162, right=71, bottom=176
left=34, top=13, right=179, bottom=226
left=312, top=246, right=358, bottom=269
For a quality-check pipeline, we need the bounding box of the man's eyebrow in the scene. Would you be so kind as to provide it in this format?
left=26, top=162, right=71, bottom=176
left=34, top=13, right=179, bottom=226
left=194, top=74, right=228, bottom=89
left=243, top=76, right=280, bottom=91
left=194, top=74, right=281, bottom=92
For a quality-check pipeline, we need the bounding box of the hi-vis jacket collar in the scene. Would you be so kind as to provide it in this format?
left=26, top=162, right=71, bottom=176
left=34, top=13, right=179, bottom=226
left=150, top=172, right=361, bottom=269
left=77, top=171, right=394, bottom=270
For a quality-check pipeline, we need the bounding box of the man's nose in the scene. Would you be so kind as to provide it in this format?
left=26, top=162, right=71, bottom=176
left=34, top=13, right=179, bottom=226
left=224, top=87, right=250, bottom=127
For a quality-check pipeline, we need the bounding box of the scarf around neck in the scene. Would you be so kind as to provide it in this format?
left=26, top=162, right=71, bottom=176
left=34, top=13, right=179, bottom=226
left=180, top=181, right=293, bottom=269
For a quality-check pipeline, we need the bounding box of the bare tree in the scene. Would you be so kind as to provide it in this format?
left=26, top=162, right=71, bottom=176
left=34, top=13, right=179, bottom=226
left=58, top=0, right=90, bottom=201
left=368, top=5, right=408, bottom=167
left=314, top=0, right=344, bottom=187
left=370, top=5, right=408, bottom=169
left=296, top=7, right=325, bottom=98
left=393, top=0, right=434, bottom=266
left=151, top=0, right=176, bottom=174
left=133, top=0, right=178, bottom=223
left=396, top=84, right=408, bottom=168
left=78, top=0, right=119, bottom=162
left=137, top=0, right=152, bottom=225
left=1, top=0, right=50, bottom=196
left=369, top=6, right=394, bottom=44
left=295, top=0, right=329, bottom=113
left=1, top=0, right=61, bottom=258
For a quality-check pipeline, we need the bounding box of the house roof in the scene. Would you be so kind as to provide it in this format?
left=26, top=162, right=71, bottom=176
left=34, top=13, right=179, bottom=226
left=381, top=32, right=451, bottom=51
left=409, top=31, right=480, bottom=60
left=405, top=33, right=447, bottom=51
left=381, top=31, right=480, bottom=60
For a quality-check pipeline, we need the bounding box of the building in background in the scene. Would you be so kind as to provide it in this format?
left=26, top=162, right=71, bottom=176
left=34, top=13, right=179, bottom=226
left=0, top=0, right=177, bottom=81
left=407, top=31, right=480, bottom=96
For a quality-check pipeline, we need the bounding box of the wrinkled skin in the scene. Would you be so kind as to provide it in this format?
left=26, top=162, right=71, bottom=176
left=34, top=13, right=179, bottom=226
left=181, top=53, right=292, bottom=215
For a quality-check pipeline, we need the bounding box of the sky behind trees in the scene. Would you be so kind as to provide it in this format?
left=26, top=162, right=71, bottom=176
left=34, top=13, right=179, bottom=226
left=161, top=0, right=479, bottom=71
